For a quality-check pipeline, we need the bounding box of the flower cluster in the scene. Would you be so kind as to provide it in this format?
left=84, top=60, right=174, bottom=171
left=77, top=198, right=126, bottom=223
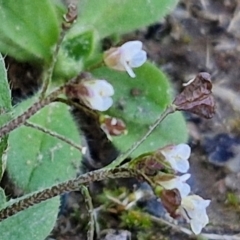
left=72, top=41, right=146, bottom=111
left=157, top=144, right=211, bottom=235
left=65, top=41, right=212, bottom=235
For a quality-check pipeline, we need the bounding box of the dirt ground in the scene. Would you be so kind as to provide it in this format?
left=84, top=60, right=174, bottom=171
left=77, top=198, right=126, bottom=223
left=4, top=0, right=240, bottom=239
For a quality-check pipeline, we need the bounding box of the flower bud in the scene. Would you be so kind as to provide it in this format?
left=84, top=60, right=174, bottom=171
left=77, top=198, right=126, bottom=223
left=100, top=115, right=127, bottom=136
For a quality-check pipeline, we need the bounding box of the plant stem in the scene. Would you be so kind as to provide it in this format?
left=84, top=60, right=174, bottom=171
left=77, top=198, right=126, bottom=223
left=106, top=105, right=176, bottom=169
left=0, top=168, right=144, bottom=221
left=24, top=121, right=82, bottom=152
left=80, top=186, right=94, bottom=240
left=0, top=86, right=65, bottom=139
left=40, top=28, right=67, bottom=100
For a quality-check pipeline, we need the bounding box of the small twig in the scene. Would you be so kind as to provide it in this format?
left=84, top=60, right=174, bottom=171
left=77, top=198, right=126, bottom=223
left=80, top=186, right=94, bottom=240
left=24, top=121, right=82, bottom=152
left=0, top=86, right=65, bottom=139
left=0, top=168, right=145, bottom=221
left=106, top=105, right=176, bottom=169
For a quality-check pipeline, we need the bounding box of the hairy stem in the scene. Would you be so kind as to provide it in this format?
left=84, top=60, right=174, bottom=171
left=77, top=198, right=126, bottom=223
left=40, top=19, right=70, bottom=99
left=106, top=105, right=176, bottom=169
left=0, top=168, right=144, bottom=221
left=80, top=186, right=94, bottom=240
left=0, top=86, right=65, bottom=139
left=24, top=121, right=82, bottom=152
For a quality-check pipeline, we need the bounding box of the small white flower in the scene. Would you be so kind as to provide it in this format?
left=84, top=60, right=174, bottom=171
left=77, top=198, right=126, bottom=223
left=178, top=195, right=211, bottom=235
left=159, top=173, right=191, bottom=197
left=104, top=40, right=147, bottom=78
left=80, top=80, right=114, bottom=111
left=161, top=144, right=191, bottom=173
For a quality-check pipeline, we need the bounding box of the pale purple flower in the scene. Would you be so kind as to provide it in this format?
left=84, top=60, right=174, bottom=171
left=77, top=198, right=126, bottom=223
left=161, top=144, right=191, bottom=173
left=104, top=40, right=147, bottom=78
left=178, top=195, right=211, bottom=234
left=159, top=173, right=191, bottom=197
left=80, top=79, right=114, bottom=111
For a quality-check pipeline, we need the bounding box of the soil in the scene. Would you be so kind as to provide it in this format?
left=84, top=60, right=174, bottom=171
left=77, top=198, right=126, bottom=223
left=3, top=0, right=240, bottom=239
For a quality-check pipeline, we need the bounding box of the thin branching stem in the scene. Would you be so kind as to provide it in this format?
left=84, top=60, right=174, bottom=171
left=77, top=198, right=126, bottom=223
left=0, top=86, right=65, bottom=139
left=24, top=121, right=82, bottom=152
left=40, top=28, right=67, bottom=100
left=80, top=186, right=94, bottom=240
left=54, top=98, right=99, bottom=118
left=0, top=168, right=145, bottom=221
left=149, top=214, right=240, bottom=240
left=106, top=105, right=176, bottom=169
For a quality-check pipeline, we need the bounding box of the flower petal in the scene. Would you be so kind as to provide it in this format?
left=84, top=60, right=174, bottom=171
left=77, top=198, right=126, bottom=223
left=101, top=97, right=113, bottom=111
left=175, top=143, right=191, bottom=159
left=122, top=60, right=136, bottom=78
left=174, top=159, right=189, bottom=173
left=129, top=50, right=147, bottom=68
left=121, top=41, right=143, bottom=58
left=91, top=80, right=114, bottom=96
left=180, top=195, right=211, bottom=234
left=159, top=174, right=191, bottom=197
left=80, top=79, right=114, bottom=111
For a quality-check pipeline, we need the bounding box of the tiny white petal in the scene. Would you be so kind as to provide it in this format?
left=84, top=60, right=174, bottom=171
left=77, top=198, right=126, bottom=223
left=159, top=174, right=191, bottom=197
left=191, top=221, right=203, bottom=235
left=174, top=158, right=190, bottom=173
left=101, top=97, right=113, bottom=111
left=129, top=50, right=147, bottom=68
left=122, top=60, right=136, bottom=78
left=121, top=41, right=143, bottom=56
left=179, top=173, right=191, bottom=181
left=175, top=143, right=191, bottom=159
left=92, top=80, right=114, bottom=96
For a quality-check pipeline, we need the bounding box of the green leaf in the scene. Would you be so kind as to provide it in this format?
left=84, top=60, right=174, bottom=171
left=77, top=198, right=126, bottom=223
left=63, top=30, right=96, bottom=61
left=0, top=197, right=60, bottom=240
left=0, top=187, right=6, bottom=210
left=92, top=62, right=188, bottom=157
left=54, top=30, right=96, bottom=79
left=0, top=0, right=60, bottom=63
left=7, top=98, right=81, bottom=192
left=0, top=54, right=12, bottom=180
left=74, top=0, right=178, bottom=38
left=0, top=55, right=11, bottom=112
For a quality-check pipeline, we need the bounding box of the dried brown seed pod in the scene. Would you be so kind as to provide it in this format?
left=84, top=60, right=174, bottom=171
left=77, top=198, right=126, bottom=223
left=173, top=72, right=215, bottom=119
